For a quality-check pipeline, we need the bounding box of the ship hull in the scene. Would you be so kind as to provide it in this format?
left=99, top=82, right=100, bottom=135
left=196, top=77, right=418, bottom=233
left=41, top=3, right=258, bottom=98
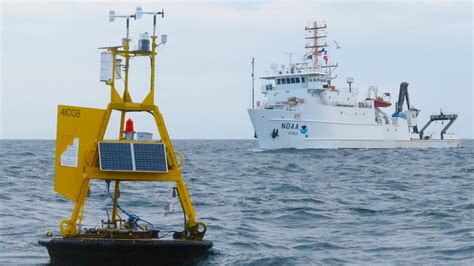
left=248, top=109, right=460, bottom=150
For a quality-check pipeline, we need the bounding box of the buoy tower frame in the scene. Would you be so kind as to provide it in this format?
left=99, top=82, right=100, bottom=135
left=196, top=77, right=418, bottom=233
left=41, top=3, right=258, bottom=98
left=57, top=8, right=207, bottom=241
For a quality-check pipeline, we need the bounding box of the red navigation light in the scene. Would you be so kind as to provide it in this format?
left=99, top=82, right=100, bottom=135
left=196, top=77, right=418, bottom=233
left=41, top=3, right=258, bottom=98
left=125, top=118, right=134, bottom=132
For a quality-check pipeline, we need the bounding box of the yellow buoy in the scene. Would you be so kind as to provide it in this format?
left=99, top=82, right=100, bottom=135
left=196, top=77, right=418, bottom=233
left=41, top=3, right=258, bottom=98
left=39, top=6, right=212, bottom=265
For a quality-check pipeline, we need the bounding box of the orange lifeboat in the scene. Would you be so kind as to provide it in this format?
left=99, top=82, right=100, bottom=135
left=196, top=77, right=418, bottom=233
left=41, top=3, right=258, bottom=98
left=367, top=92, right=391, bottom=108
left=374, top=97, right=392, bottom=107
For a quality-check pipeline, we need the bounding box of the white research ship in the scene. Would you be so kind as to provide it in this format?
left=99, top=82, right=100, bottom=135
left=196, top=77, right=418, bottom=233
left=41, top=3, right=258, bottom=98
left=248, top=21, right=460, bottom=149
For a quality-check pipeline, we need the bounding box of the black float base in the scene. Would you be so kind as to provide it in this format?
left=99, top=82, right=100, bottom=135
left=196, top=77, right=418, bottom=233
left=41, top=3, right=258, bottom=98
left=39, top=238, right=213, bottom=265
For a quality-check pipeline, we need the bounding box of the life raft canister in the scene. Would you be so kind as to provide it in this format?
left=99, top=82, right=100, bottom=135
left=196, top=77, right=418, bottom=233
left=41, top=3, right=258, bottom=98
left=256, top=101, right=261, bottom=107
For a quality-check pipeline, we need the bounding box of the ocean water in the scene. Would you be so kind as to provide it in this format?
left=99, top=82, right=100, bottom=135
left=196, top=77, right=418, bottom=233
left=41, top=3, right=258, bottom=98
left=0, top=139, right=473, bottom=264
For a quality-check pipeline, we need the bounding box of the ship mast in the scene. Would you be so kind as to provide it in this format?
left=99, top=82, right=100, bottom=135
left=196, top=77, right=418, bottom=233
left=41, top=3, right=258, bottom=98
left=305, top=21, right=327, bottom=66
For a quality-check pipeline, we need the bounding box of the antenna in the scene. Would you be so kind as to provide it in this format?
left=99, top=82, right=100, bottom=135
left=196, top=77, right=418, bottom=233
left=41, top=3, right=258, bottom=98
left=251, top=57, right=257, bottom=139
left=135, top=6, right=165, bottom=36
left=251, top=57, right=255, bottom=109
left=285, top=52, right=295, bottom=65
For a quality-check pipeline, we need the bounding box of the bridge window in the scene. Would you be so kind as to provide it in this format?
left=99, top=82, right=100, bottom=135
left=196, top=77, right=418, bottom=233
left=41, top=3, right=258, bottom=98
left=301, top=77, right=305, bottom=82
left=295, top=77, right=300, bottom=83
left=291, top=78, right=295, bottom=83
left=282, top=78, right=286, bottom=84
left=277, top=79, right=281, bottom=84
left=286, top=78, right=291, bottom=84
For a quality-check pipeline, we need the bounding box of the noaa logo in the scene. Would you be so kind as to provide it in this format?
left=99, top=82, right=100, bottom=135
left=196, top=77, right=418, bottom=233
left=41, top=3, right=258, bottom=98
left=281, top=123, right=299, bottom=130
left=300, top=125, right=308, bottom=134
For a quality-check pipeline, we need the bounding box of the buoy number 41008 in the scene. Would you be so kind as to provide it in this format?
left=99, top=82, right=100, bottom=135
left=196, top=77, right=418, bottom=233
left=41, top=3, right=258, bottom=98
left=60, top=108, right=81, bottom=118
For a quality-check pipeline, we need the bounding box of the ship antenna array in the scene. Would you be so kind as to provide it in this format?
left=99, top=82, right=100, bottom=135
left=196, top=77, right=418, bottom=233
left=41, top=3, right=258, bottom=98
left=251, top=57, right=255, bottom=109
left=285, top=52, right=295, bottom=66
left=304, top=21, right=327, bottom=66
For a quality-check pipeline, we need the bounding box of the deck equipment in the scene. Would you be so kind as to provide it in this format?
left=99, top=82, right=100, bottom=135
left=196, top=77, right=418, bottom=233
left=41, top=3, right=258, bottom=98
left=39, top=7, right=212, bottom=264
left=419, top=113, right=458, bottom=140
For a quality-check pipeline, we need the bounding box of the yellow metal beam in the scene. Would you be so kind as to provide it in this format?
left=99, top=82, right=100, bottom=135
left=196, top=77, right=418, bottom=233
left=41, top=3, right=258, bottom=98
left=59, top=176, right=90, bottom=237
left=109, top=102, right=155, bottom=112
left=84, top=167, right=182, bottom=181
left=88, top=106, right=113, bottom=167
left=176, top=179, right=196, bottom=225
left=111, top=181, right=120, bottom=224
left=119, top=111, right=126, bottom=140
left=152, top=106, right=178, bottom=168
left=116, top=50, right=153, bottom=57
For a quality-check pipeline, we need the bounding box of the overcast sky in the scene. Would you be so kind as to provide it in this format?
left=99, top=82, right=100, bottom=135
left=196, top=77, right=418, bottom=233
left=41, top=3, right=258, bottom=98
left=1, top=0, right=472, bottom=139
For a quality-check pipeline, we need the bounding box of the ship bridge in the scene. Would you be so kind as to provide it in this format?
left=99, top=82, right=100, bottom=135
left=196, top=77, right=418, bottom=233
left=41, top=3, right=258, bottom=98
left=259, top=20, right=337, bottom=94
left=260, top=66, right=334, bottom=93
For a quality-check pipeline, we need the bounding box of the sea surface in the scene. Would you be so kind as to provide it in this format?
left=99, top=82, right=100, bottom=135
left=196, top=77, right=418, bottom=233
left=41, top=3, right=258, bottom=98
left=0, top=139, right=473, bottom=264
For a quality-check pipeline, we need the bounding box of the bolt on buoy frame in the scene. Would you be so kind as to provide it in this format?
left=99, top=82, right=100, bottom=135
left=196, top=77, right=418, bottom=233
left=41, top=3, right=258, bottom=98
left=58, top=11, right=206, bottom=240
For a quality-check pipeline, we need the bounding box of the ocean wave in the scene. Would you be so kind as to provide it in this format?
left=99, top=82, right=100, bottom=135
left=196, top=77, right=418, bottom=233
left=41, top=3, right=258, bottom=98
left=0, top=139, right=473, bottom=264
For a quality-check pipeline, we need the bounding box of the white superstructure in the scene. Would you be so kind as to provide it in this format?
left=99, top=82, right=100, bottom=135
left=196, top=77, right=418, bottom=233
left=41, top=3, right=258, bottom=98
left=248, top=21, right=460, bottom=149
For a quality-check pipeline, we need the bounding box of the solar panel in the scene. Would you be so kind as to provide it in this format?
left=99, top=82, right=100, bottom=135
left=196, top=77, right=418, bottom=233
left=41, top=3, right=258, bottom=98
left=98, top=142, right=134, bottom=171
left=98, top=142, right=168, bottom=173
left=133, top=143, right=168, bottom=173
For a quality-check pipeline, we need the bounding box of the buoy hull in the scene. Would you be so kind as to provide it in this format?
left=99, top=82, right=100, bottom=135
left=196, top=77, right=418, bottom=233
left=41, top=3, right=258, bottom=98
left=39, top=238, right=213, bottom=265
